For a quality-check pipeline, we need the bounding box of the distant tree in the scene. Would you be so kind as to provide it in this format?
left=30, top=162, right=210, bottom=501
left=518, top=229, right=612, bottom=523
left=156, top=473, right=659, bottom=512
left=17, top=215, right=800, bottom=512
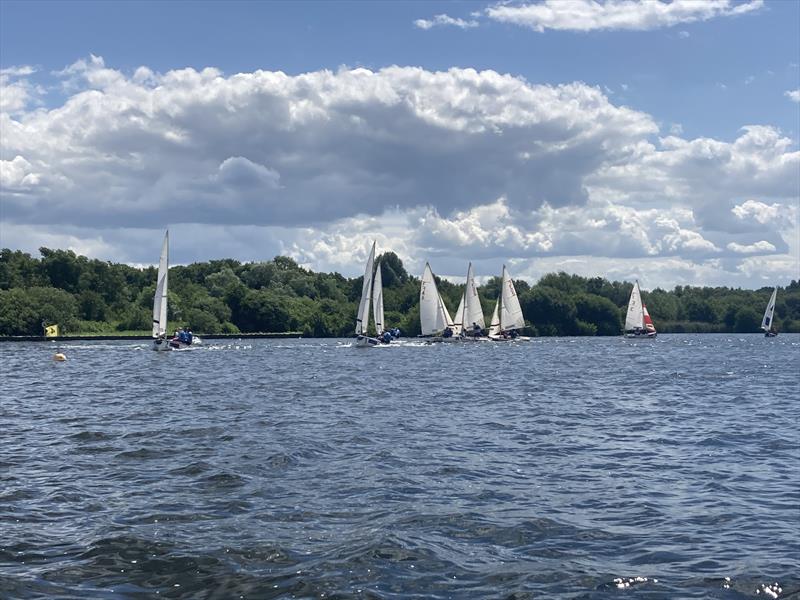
left=734, top=307, right=761, bottom=333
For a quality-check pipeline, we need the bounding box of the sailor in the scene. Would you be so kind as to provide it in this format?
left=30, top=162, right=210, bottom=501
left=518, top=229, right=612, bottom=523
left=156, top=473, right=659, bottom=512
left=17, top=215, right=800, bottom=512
left=185, top=328, right=193, bottom=345
left=392, top=327, right=401, bottom=338
left=472, top=322, right=483, bottom=337
left=509, top=329, right=518, bottom=339
left=442, top=327, right=453, bottom=338
left=382, top=331, right=392, bottom=344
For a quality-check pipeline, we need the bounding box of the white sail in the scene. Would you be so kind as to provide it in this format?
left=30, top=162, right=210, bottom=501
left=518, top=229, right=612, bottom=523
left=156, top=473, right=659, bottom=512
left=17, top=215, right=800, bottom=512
left=625, top=280, right=644, bottom=331
left=499, top=265, right=525, bottom=331
left=420, top=263, right=449, bottom=335
left=464, top=262, right=485, bottom=331
left=488, top=299, right=501, bottom=337
left=152, top=231, right=169, bottom=338
left=761, top=287, right=777, bottom=331
left=452, top=292, right=465, bottom=336
left=356, top=241, right=375, bottom=336
left=372, top=261, right=385, bottom=335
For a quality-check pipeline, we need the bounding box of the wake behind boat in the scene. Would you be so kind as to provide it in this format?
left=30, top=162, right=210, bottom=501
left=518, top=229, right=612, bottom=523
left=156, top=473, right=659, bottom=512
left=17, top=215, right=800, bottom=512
left=624, top=280, right=656, bottom=338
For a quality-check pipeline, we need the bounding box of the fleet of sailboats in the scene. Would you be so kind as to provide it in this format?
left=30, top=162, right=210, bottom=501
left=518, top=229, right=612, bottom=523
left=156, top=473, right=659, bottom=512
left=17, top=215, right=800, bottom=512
left=761, top=287, right=778, bottom=337
left=624, top=280, right=657, bottom=338
left=148, top=233, right=789, bottom=346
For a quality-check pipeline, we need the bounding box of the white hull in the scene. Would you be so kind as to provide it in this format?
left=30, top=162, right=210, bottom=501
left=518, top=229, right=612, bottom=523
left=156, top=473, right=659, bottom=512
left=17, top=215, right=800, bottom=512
left=624, top=331, right=657, bottom=339
left=356, top=335, right=380, bottom=347
left=488, top=335, right=530, bottom=342
left=152, top=338, right=172, bottom=352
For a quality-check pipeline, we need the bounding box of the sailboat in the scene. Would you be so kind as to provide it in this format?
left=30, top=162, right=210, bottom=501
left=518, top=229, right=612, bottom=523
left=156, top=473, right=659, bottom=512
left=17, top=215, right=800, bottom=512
left=624, top=280, right=656, bottom=338
left=151, top=230, right=201, bottom=351
left=419, top=262, right=456, bottom=341
left=152, top=231, right=172, bottom=351
left=488, top=265, right=529, bottom=341
left=761, top=287, right=778, bottom=337
left=355, top=241, right=382, bottom=347
left=455, top=262, right=487, bottom=340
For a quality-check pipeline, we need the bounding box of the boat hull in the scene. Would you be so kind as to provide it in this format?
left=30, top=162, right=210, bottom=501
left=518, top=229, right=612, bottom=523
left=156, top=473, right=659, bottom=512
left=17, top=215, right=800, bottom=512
left=765, top=331, right=778, bottom=337
left=356, top=335, right=380, bottom=347
left=624, top=331, right=657, bottom=339
left=152, top=338, right=172, bottom=352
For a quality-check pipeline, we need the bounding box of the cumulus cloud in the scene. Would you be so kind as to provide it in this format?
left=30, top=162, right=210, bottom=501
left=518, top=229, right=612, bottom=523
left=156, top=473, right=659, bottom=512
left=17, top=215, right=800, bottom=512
left=0, top=65, right=41, bottom=112
left=485, top=0, right=763, bottom=33
left=1, top=56, right=797, bottom=289
left=414, top=14, right=479, bottom=30
left=785, top=89, right=800, bottom=102
left=727, top=240, right=777, bottom=254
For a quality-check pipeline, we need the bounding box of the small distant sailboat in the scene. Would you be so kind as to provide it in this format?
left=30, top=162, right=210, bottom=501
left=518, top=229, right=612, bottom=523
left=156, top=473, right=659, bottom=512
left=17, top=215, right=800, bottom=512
left=151, top=230, right=200, bottom=351
left=355, top=241, right=382, bottom=347
left=624, top=280, right=656, bottom=338
left=488, top=265, right=528, bottom=341
left=419, top=262, right=456, bottom=341
left=457, top=262, right=487, bottom=340
left=152, top=231, right=171, bottom=352
left=761, top=287, right=778, bottom=337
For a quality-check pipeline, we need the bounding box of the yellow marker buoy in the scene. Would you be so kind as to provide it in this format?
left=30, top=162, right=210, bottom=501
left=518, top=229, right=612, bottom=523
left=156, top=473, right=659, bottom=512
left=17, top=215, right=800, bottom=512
left=53, top=353, right=67, bottom=362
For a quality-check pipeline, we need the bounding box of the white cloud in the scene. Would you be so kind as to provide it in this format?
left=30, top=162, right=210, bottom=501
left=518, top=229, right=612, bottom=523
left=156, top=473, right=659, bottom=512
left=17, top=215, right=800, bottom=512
left=785, top=89, right=800, bottom=102
left=1, top=56, right=797, bottom=289
left=414, top=14, right=479, bottom=30
left=0, top=65, right=40, bottom=112
left=727, top=240, right=777, bottom=254
left=485, top=0, right=763, bottom=33
left=677, top=30, right=690, bottom=38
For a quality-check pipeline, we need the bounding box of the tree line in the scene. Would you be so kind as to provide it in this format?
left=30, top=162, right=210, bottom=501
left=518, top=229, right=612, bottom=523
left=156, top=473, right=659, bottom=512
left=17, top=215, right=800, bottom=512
left=1, top=247, right=798, bottom=337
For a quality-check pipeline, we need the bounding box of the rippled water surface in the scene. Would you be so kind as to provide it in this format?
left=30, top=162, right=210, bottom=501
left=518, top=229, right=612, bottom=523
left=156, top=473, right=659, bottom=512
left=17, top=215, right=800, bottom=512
left=2, top=334, right=798, bottom=599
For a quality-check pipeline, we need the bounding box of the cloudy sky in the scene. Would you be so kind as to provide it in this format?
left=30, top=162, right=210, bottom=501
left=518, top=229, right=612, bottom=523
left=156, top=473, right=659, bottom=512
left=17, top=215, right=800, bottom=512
left=1, top=0, right=798, bottom=289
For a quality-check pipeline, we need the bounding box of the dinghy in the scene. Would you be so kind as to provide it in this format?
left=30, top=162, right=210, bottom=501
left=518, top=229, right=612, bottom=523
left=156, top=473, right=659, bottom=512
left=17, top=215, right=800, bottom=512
left=488, top=265, right=529, bottom=341
left=151, top=231, right=201, bottom=351
left=624, top=280, right=657, bottom=338
left=761, top=287, right=778, bottom=337
left=151, top=232, right=172, bottom=351
left=419, top=263, right=457, bottom=342
left=355, top=241, right=381, bottom=347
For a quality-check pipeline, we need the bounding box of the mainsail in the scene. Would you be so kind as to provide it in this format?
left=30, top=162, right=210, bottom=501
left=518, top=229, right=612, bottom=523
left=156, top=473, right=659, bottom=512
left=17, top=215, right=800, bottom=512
left=499, top=265, right=525, bottom=331
left=464, top=262, right=485, bottom=331
left=420, top=263, right=450, bottom=336
left=372, top=261, right=385, bottom=335
left=452, top=293, right=465, bottom=336
left=356, top=241, right=376, bottom=336
left=152, top=231, right=169, bottom=338
left=488, top=300, right=501, bottom=337
left=625, top=280, right=644, bottom=331
left=761, top=287, right=778, bottom=332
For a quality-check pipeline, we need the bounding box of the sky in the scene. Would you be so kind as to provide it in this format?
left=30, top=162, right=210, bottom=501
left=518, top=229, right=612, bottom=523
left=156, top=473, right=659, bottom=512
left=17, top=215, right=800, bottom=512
left=1, top=0, right=798, bottom=289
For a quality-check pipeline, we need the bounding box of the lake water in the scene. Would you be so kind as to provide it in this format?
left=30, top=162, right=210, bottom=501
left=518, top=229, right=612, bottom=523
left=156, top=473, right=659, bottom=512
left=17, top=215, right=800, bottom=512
left=1, top=334, right=798, bottom=599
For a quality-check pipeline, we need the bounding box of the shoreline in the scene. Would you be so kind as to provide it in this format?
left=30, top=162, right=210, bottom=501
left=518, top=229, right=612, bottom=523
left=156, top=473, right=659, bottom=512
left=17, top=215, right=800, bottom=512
left=0, top=332, right=304, bottom=342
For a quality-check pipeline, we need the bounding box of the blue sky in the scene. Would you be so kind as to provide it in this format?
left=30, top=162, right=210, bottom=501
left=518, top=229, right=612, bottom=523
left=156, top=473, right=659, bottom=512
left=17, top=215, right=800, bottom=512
left=1, top=0, right=798, bottom=288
